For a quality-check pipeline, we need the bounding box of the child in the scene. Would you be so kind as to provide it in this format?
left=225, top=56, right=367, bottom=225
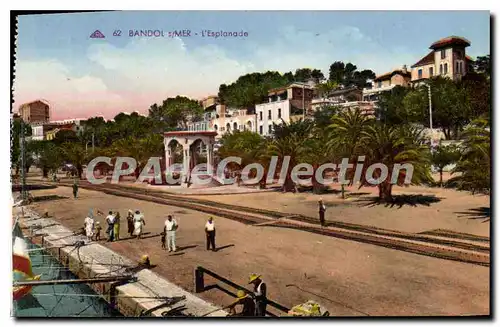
left=160, top=231, right=166, bottom=250
left=94, top=222, right=102, bottom=241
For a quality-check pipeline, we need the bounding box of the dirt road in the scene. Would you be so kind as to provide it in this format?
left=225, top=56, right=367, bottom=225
left=26, top=186, right=489, bottom=316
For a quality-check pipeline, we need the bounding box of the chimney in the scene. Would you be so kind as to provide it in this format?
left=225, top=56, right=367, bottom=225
left=402, top=65, right=408, bottom=74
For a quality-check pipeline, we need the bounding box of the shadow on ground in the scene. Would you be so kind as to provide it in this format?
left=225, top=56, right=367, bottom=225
left=455, top=207, right=491, bottom=223
left=12, top=184, right=57, bottom=192
left=355, top=194, right=442, bottom=208
left=32, top=195, right=69, bottom=203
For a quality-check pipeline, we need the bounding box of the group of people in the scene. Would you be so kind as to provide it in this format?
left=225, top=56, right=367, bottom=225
left=82, top=208, right=147, bottom=242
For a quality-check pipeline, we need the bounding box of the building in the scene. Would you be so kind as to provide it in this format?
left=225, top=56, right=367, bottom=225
left=200, top=95, right=219, bottom=111
left=30, top=121, right=79, bottom=141
left=18, top=100, right=50, bottom=123
left=255, top=82, right=314, bottom=136
left=188, top=104, right=256, bottom=140
left=411, top=36, right=472, bottom=85
left=362, top=66, right=411, bottom=101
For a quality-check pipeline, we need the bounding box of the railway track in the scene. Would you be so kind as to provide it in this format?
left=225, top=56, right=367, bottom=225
left=29, top=180, right=490, bottom=267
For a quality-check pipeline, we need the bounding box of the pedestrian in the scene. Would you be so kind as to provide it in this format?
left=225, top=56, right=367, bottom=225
left=164, top=215, right=178, bottom=252
left=249, top=274, right=267, bottom=316
left=94, top=222, right=102, bottom=241
left=318, top=199, right=326, bottom=227
left=72, top=181, right=79, bottom=199
left=113, top=211, right=121, bottom=241
left=205, top=216, right=216, bottom=251
left=227, top=290, right=256, bottom=317
left=84, top=209, right=95, bottom=242
left=127, top=210, right=135, bottom=237
left=105, top=211, right=115, bottom=242
left=133, top=210, right=146, bottom=239
left=160, top=231, right=166, bottom=250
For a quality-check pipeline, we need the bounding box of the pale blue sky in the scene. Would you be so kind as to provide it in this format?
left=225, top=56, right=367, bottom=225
left=14, top=11, right=490, bottom=119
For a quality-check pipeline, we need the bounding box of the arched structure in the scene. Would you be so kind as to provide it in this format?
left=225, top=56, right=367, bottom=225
left=164, top=131, right=217, bottom=187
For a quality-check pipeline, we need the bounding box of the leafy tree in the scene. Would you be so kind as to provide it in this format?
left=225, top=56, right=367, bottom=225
left=472, top=55, right=491, bottom=76
left=293, top=68, right=325, bottom=84
left=328, top=109, right=372, bottom=199
left=53, top=129, right=78, bottom=145
left=359, top=124, right=433, bottom=202
left=148, top=96, right=203, bottom=130
left=312, top=105, right=340, bottom=130
left=328, top=61, right=375, bottom=88
left=375, top=86, right=413, bottom=125
left=32, top=141, right=63, bottom=178
left=61, top=142, right=87, bottom=179
left=403, top=77, right=471, bottom=139
left=431, top=144, right=460, bottom=186
left=316, top=81, right=339, bottom=98
left=217, top=71, right=293, bottom=109
left=450, top=118, right=490, bottom=194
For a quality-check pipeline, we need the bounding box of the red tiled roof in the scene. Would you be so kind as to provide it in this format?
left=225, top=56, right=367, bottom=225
left=164, top=131, right=218, bottom=137
left=374, top=69, right=411, bottom=81
left=411, top=51, right=435, bottom=68
left=466, top=55, right=474, bottom=61
left=429, top=36, right=471, bottom=50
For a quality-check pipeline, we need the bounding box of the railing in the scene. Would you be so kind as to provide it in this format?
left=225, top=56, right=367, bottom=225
left=194, top=266, right=290, bottom=316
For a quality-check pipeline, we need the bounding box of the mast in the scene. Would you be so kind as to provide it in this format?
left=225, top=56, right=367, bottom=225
left=20, top=119, right=27, bottom=201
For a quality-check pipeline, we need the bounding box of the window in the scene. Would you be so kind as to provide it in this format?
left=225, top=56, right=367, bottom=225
left=259, top=112, right=263, bottom=121
left=440, top=64, right=443, bottom=75
left=429, top=67, right=433, bottom=77
left=456, top=62, right=459, bottom=73
left=268, top=110, right=271, bottom=120
left=269, top=125, right=272, bottom=133
left=377, top=81, right=382, bottom=88
left=259, top=126, right=263, bottom=134
left=441, top=50, right=446, bottom=59
left=418, top=69, right=422, bottom=79
left=459, top=62, right=463, bottom=74
left=444, top=63, right=448, bottom=74
left=278, top=108, right=282, bottom=119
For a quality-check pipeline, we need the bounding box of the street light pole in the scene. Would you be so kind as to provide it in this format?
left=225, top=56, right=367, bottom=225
left=302, top=83, right=305, bottom=120
left=426, top=84, right=433, bottom=130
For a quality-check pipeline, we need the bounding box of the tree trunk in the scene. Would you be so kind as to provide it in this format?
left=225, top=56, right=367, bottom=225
left=312, top=165, right=321, bottom=194
left=283, top=175, right=295, bottom=192
left=42, top=168, right=49, bottom=178
left=378, top=181, right=393, bottom=202
left=77, top=165, right=83, bottom=179
left=341, top=184, right=345, bottom=199
left=439, top=169, right=443, bottom=187
left=259, top=169, right=267, bottom=189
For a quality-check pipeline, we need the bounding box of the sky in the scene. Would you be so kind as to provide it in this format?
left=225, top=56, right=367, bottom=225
left=13, top=11, right=490, bottom=120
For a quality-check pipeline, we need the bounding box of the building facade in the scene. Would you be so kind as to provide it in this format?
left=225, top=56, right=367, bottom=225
left=362, top=66, right=411, bottom=101
left=18, top=100, right=50, bottom=123
left=411, top=36, right=472, bottom=84
left=255, top=82, right=314, bottom=136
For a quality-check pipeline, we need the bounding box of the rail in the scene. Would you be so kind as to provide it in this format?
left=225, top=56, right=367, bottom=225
left=194, top=266, right=290, bottom=315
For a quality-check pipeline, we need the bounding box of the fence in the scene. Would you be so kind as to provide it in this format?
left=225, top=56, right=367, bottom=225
left=194, top=266, right=290, bottom=316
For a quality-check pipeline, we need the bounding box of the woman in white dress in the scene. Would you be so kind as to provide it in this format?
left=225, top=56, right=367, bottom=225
left=84, top=209, right=95, bottom=241
left=133, top=210, right=146, bottom=239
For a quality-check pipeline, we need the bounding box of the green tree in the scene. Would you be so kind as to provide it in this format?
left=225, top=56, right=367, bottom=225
left=53, top=129, right=79, bottom=145
left=316, top=81, right=339, bottom=98
left=359, top=124, right=433, bottom=202
left=328, top=61, right=375, bottom=88
left=403, top=77, right=471, bottom=139
left=376, top=86, right=413, bottom=125
left=32, top=141, right=63, bottom=178
left=312, top=105, right=340, bottom=130
left=61, top=142, right=87, bottom=179
left=431, top=144, right=460, bottom=186
left=451, top=118, right=490, bottom=194
left=328, top=109, right=372, bottom=199
left=148, top=96, right=203, bottom=130
left=472, top=55, right=491, bottom=76
left=293, top=68, right=325, bottom=84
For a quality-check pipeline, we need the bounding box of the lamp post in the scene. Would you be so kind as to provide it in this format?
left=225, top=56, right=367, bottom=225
left=425, top=83, right=435, bottom=148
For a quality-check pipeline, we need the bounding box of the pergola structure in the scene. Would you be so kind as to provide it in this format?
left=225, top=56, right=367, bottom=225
left=163, top=131, right=218, bottom=186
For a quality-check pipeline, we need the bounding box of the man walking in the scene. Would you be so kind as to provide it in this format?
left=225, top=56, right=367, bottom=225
left=205, top=217, right=216, bottom=251
left=106, top=211, right=115, bottom=242
left=249, top=274, right=267, bottom=316
left=72, top=181, right=79, bottom=199
left=164, top=215, right=178, bottom=252
left=318, top=199, right=326, bottom=227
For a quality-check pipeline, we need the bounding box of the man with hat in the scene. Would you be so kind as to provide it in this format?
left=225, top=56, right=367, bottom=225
left=249, top=273, right=267, bottom=316
left=318, top=199, right=326, bottom=227
left=227, top=290, right=256, bottom=317
left=205, top=216, right=216, bottom=251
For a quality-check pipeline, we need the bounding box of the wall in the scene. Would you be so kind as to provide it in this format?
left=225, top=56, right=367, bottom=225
left=255, top=100, right=291, bottom=136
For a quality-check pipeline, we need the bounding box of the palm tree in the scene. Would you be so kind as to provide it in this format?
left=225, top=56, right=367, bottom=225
left=359, top=124, right=433, bottom=202
left=451, top=118, right=490, bottom=194
left=328, top=108, right=372, bottom=198
left=431, top=145, right=460, bottom=186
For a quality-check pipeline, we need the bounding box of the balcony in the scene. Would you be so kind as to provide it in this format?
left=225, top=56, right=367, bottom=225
left=362, top=84, right=396, bottom=95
